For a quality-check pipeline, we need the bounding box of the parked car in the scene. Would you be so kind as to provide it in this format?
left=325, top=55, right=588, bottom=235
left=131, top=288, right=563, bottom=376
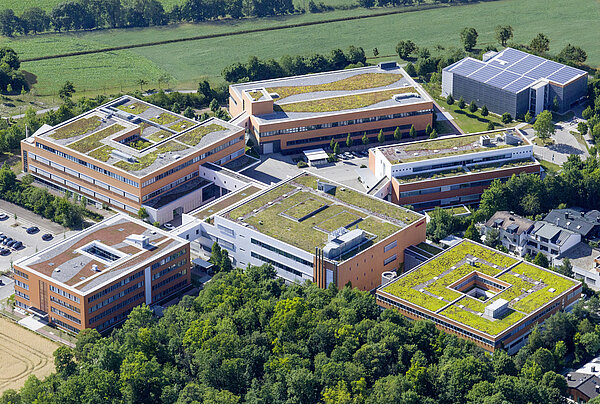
left=163, top=223, right=175, bottom=230
left=6, top=240, right=16, bottom=248
left=12, top=241, right=22, bottom=249
left=42, top=233, right=53, bottom=241
left=3, top=238, right=12, bottom=245
left=26, top=226, right=39, bottom=234
left=0, top=249, right=8, bottom=256
left=0, top=214, right=8, bottom=220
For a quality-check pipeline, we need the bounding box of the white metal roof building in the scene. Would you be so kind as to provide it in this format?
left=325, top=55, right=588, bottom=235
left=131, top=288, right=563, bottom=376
left=442, top=48, right=587, bottom=117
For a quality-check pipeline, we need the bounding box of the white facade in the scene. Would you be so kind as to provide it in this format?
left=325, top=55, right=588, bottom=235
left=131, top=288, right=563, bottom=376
left=371, top=132, right=534, bottom=182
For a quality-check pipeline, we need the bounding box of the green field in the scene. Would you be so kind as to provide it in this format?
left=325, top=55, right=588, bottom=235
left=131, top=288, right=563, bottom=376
left=0, top=0, right=597, bottom=100
left=2, top=0, right=186, bottom=14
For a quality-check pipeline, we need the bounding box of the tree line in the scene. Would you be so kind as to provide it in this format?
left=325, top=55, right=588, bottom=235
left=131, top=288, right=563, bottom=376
left=222, top=46, right=367, bottom=83
left=3, top=262, right=599, bottom=404
left=0, top=0, right=508, bottom=37
left=0, top=47, right=28, bottom=93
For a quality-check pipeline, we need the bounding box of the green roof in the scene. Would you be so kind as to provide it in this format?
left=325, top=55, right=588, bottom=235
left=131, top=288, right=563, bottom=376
left=277, top=87, right=415, bottom=113
left=225, top=173, right=420, bottom=255
left=381, top=240, right=579, bottom=336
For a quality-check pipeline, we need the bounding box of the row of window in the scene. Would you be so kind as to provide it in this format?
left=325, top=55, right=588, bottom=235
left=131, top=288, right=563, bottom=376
left=87, top=271, right=144, bottom=303
left=16, top=290, right=29, bottom=301
left=142, top=172, right=198, bottom=202
left=377, top=294, right=495, bottom=346
left=50, top=285, right=80, bottom=303
left=89, top=292, right=145, bottom=324
left=410, top=153, right=515, bottom=173
left=30, top=166, right=138, bottom=214
left=51, top=307, right=81, bottom=325
left=152, top=279, right=188, bottom=303
left=285, top=125, right=413, bottom=147
left=383, top=240, right=397, bottom=253
left=14, top=269, right=28, bottom=279
left=151, top=249, right=187, bottom=271
left=140, top=135, right=243, bottom=188
left=15, top=280, right=28, bottom=290
left=52, top=317, right=80, bottom=333
left=259, top=109, right=433, bottom=137
left=30, top=152, right=139, bottom=201
left=399, top=178, right=498, bottom=198
left=36, top=143, right=139, bottom=188
left=152, top=259, right=187, bottom=281
left=50, top=296, right=81, bottom=314
left=152, top=270, right=187, bottom=291
left=251, top=252, right=305, bottom=278
left=89, top=281, right=144, bottom=313
left=251, top=238, right=313, bottom=267
left=96, top=309, right=132, bottom=332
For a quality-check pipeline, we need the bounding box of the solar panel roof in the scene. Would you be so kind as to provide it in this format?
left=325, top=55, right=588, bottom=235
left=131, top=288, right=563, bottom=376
left=445, top=48, right=586, bottom=94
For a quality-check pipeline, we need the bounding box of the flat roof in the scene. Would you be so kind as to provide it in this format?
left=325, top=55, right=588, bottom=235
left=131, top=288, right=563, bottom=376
left=378, top=129, right=529, bottom=165
left=444, top=48, right=587, bottom=93
left=16, top=214, right=187, bottom=294
left=379, top=239, right=579, bottom=337
left=231, top=63, right=432, bottom=124
left=33, top=96, right=243, bottom=178
left=190, top=185, right=263, bottom=221
left=222, top=172, right=423, bottom=256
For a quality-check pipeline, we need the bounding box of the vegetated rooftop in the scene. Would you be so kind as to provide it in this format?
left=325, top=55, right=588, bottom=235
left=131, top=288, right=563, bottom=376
left=192, top=185, right=263, bottom=220
left=277, top=87, right=416, bottom=113
left=394, top=158, right=539, bottom=184
left=381, top=240, right=579, bottom=336
left=224, top=173, right=422, bottom=255
left=36, top=96, right=243, bottom=177
left=381, top=130, right=528, bottom=164
left=16, top=215, right=185, bottom=293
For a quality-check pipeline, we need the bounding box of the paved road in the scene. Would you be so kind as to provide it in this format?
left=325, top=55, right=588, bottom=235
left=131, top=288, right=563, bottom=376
left=522, top=117, right=589, bottom=166
left=2, top=106, right=59, bottom=120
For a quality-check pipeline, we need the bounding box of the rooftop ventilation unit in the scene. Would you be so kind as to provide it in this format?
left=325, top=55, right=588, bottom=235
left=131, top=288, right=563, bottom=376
left=484, top=298, right=508, bottom=318
left=126, top=234, right=151, bottom=248
left=323, top=228, right=365, bottom=259
left=381, top=271, right=397, bottom=286
left=393, top=93, right=419, bottom=101
left=480, top=135, right=492, bottom=146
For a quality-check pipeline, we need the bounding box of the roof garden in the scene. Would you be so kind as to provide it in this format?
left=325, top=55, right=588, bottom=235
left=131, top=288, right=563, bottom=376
left=380, top=240, right=579, bottom=336
left=277, top=87, right=415, bottom=113
left=270, top=72, right=402, bottom=100
left=394, top=158, right=538, bottom=184
left=192, top=185, right=263, bottom=220
left=381, top=130, right=528, bottom=164
left=36, top=96, right=243, bottom=177
left=224, top=173, right=421, bottom=255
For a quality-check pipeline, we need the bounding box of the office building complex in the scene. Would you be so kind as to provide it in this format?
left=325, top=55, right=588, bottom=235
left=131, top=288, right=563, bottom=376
left=13, top=214, right=190, bottom=333
left=176, top=172, right=426, bottom=290
left=442, top=47, right=587, bottom=117
left=368, top=129, right=541, bottom=210
left=229, top=62, right=434, bottom=154
left=376, top=240, right=581, bottom=354
left=21, top=96, right=245, bottom=224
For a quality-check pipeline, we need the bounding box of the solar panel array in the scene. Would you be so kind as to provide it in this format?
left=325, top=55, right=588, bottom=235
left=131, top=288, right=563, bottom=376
left=446, top=48, right=586, bottom=94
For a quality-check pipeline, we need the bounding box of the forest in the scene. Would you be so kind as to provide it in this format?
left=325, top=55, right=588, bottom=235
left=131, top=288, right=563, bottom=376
left=1, top=264, right=600, bottom=403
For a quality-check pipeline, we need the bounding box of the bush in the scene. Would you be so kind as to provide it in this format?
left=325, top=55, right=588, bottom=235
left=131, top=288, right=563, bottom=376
left=502, top=112, right=513, bottom=124
left=297, top=161, right=308, bottom=168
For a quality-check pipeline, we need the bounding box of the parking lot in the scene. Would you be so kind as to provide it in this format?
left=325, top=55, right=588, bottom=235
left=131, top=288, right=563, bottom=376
left=0, top=207, right=77, bottom=271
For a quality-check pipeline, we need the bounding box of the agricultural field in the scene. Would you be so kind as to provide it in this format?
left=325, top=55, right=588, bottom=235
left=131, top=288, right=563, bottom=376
left=0, top=317, right=59, bottom=392
left=0, top=0, right=596, bottom=103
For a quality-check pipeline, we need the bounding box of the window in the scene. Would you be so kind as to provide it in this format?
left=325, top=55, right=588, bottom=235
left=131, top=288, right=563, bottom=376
left=15, top=279, right=29, bottom=290
left=50, top=285, right=80, bottom=303
left=51, top=307, right=81, bottom=324
left=16, top=290, right=30, bottom=301
left=384, top=240, right=397, bottom=253
left=384, top=255, right=397, bottom=266
left=14, top=269, right=28, bottom=279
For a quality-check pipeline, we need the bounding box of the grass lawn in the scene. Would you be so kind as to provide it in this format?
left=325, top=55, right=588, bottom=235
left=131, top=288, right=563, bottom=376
left=537, top=158, right=561, bottom=174
left=434, top=119, right=457, bottom=135
left=117, top=102, right=150, bottom=115
left=146, top=129, right=172, bottom=142
left=150, top=113, right=179, bottom=125
left=1, top=0, right=595, bottom=102
left=424, top=82, right=509, bottom=133
left=532, top=137, right=555, bottom=147
left=168, top=120, right=194, bottom=132
left=571, top=130, right=591, bottom=153
left=88, top=145, right=115, bottom=162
